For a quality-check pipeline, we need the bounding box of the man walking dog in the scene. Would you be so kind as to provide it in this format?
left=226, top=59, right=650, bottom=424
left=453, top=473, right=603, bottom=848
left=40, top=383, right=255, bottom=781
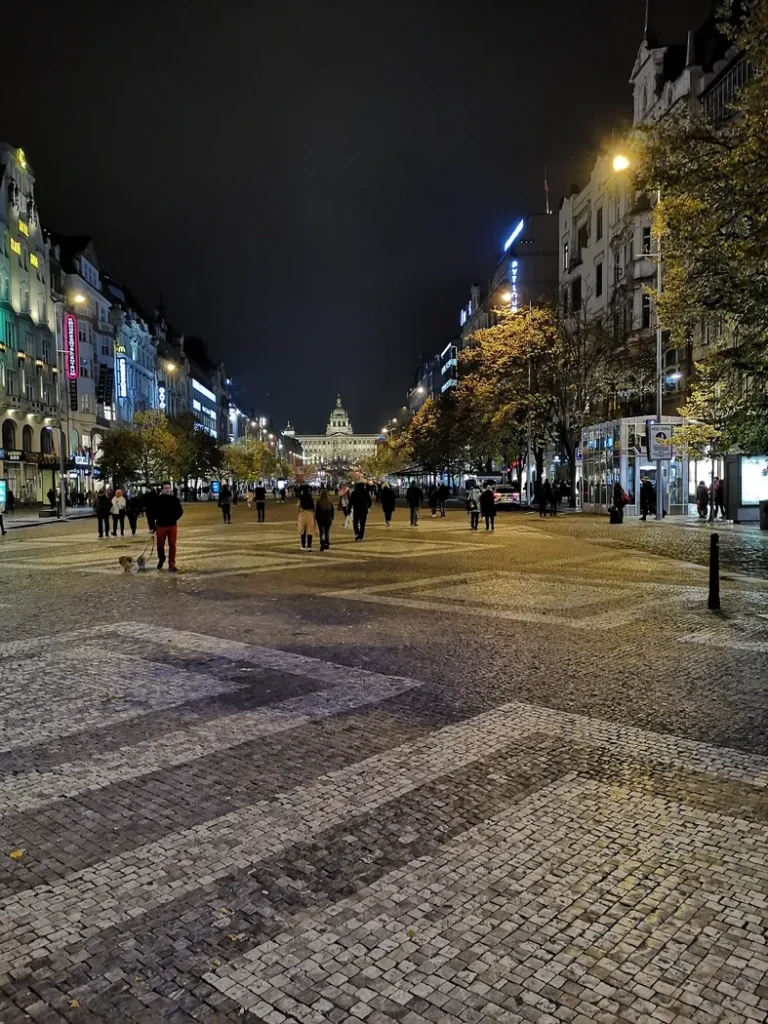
left=155, top=481, right=183, bottom=572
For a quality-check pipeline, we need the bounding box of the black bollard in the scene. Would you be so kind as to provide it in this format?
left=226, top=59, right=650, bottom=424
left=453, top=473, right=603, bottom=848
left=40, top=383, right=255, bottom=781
left=708, top=532, right=721, bottom=611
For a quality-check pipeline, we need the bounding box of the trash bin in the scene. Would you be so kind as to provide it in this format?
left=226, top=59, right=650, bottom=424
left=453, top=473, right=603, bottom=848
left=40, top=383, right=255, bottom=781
left=760, top=500, right=768, bottom=530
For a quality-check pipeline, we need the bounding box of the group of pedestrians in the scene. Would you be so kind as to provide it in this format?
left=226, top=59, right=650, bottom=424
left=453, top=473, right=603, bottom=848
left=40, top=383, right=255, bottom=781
left=697, top=477, right=726, bottom=520
left=93, top=483, right=182, bottom=571
left=297, top=481, right=380, bottom=549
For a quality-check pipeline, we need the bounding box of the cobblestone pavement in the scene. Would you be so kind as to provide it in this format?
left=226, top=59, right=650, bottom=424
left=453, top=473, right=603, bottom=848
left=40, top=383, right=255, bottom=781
left=2, top=501, right=768, bottom=1023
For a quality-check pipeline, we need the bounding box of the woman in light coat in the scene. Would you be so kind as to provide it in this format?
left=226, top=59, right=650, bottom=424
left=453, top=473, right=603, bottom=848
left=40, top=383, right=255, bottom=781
left=297, top=485, right=316, bottom=551
left=110, top=489, right=127, bottom=536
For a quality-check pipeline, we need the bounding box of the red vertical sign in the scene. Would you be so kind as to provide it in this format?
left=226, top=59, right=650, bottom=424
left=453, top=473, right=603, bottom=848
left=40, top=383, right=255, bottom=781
left=64, top=313, right=79, bottom=380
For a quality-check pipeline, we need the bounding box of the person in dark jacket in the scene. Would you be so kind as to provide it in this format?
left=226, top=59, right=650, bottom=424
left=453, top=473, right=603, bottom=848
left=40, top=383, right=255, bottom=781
left=437, top=483, right=450, bottom=517
left=696, top=480, right=709, bottom=519
left=253, top=482, right=267, bottom=522
left=714, top=477, right=726, bottom=519
left=612, top=480, right=627, bottom=523
left=349, top=481, right=372, bottom=540
left=155, top=481, right=184, bottom=570
left=315, top=487, right=335, bottom=551
left=428, top=486, right=439, bottom=518
left=219, top=483, right=232, bottom=523
left=126, top=492, right=143, bottom=535
left=144, top=488, right=158, bottom=533
left=405, top=483, right=423, bottom=526
left=640, top=477, right=655, bottom=521
left=380, top=483, right=396, bottom=526
left=94, top=489, right=112, bottom=538
left=479, top=483, right=496, bottom=532
left=540, top=480, right=552, bottom=517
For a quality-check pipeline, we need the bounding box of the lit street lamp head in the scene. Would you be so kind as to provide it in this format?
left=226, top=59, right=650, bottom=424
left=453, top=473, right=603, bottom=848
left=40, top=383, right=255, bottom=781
left=73, top=293, right=86, bottom=304
left=500, top=291, right=512, bottom=303
left=165, top=361, right=177, bottom=373
left=612, top=154, right=631, bottom=173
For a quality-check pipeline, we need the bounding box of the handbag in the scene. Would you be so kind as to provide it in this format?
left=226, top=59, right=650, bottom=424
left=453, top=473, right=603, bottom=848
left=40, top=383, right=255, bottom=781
left=344, top=514, right=352, bottom=529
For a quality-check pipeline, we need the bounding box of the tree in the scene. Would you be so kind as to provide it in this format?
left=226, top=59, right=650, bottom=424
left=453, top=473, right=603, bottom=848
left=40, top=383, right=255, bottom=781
left=224, top=438, right=279, bottom=482
left=133, top=410, right=180, bottom=484
left=407, top=392, right=464, bottom=482
left=95, top=427, right=141, bottom=488
left=359, top=434, right=412, bottom=478
left=638, top=1, right=768, bottom=444
left=461, top=304, right=652, bottom=500
left=170, top=412, right=223, bottom=486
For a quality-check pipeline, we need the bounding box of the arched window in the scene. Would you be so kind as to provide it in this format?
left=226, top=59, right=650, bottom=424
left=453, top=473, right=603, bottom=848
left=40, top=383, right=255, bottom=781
left=2, top=419, right=17, bottom=450
left=22, top=425, right=33, bottom=452
left=40, top=428, right=54, bottom=454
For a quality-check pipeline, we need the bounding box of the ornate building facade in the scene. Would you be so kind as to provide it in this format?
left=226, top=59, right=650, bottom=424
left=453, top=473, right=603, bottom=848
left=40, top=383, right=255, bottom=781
left=294, top=396, right=379, bottom=468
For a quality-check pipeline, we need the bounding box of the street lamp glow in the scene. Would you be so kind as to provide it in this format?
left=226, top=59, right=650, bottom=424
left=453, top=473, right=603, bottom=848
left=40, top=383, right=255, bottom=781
left=416, top=386, right=425, bottom=394
left=73, top=293, right=86, bottom=304
left=500, top=290, right=512, bottom=303
left=165, top=361, right=177, bottom=373
left=612, top=154, right=631, bottom=173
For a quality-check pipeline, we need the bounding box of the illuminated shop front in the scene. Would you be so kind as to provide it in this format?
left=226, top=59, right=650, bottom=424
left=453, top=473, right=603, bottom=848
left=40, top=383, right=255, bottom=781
left=580, top=416, right=688, bottom=516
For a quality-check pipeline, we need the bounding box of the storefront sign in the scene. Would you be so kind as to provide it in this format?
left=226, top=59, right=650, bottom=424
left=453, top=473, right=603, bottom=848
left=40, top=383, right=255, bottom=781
left=158, top=385, right=167, bottom=411
left=647, top=423, right=673, bottom=461
left=1, top=449, right=24, bottom=462
left=74, top=454, right=90, bottom=467
left=69, top=379, right=78, bottom=412
left=211, top=480, right=220, bottom=496
left=116, top=357, right=128, bottom=399
left=64, top=313, right=79, bottom=380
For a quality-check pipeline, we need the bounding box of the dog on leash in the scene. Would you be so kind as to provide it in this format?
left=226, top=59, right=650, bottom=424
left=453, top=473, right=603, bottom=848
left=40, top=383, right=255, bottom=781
left=118, top=554, right=151, bottom=572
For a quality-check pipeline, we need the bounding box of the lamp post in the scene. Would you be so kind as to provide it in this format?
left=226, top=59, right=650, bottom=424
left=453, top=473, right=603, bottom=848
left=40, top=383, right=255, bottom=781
left=613, top=154, right=665, bottom=521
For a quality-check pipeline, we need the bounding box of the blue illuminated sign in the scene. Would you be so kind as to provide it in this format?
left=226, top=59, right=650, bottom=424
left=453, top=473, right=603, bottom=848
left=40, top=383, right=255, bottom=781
left=503, top=219, right=525, bottom=252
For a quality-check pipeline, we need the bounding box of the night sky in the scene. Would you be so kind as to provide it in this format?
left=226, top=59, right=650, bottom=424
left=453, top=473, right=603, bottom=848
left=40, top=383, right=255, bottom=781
left=7, top=0, right=710, bottom=434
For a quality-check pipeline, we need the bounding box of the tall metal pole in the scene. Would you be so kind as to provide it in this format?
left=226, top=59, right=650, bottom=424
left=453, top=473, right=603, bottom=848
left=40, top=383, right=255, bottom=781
left=54, top=300, right=67, bottom=520
left=525, top=355, right=532, bottom=508
left=655, top=187, right=664, bottom=521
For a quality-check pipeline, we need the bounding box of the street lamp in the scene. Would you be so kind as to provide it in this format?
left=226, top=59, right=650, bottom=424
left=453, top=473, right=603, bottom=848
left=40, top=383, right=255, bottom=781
left=164, top=361, right=177, bottom=373
left=613, top=153, right=665, bottom=521
left=73, top=293, right=86, bottom=305
left=500, top=290, right=512, bottom=303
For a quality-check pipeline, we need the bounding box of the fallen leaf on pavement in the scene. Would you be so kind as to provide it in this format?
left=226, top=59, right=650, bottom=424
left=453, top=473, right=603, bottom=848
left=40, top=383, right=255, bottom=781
left=8, top=849, right=25, bottom=860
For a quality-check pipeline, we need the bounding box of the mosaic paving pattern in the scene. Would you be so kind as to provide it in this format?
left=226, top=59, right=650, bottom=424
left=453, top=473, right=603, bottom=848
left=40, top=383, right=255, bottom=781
left=3, top=619, right=768, bottom=1023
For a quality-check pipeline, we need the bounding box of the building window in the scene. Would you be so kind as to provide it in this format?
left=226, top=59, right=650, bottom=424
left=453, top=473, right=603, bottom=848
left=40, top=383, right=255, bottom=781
left=80, top=392, right=92, bottom=413
left=42, top=339, right=51, bottom=364
left=577, top=223, right=588, bottom=254
left=613, top=251, right=622, bottom=283
left=595, top=262, right=603, bottom=298
left=561, top=288, right=569, bottom=316
left=571, top=278, right=582, bottom=313
left=9, top=238, right=21, bottom=256
left=642, top=292, right=652, bottom=330
left=629, top=234, right=635, bottom=262
left=29, top=252, right=38, bottom=268
left=596, top=207, right=603, bottom=241
left=80, top=356, right=89, bottom=378
left=642, top=227, right=652, bottom=254
left=562, top=242, right=569, bottom=272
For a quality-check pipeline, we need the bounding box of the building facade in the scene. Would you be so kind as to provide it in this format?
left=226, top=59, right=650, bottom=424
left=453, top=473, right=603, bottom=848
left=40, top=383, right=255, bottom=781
left=0, top=144, right=60, bottom=506
left=294, top=396, right=379, bottom=469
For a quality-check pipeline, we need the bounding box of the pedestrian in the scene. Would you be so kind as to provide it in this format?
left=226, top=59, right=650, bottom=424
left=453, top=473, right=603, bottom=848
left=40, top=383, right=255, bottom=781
left=254, top=481, right=267, bottom=522
left=272, top=485, right=279, bottom=501
left=380, top=482, right=396, bottom=526
left=540, top=480, right=552, bottom=517
left=297, top=484, right=316, bottom=550
left=155, top=481, right=183, bottom=570
left=405, top=482, right=423, bottom=526
left=479, top=482, right=496, bottom=532
left=94, top=489, right=111, bottom=538
left=714, top=477, right=726, bottom=519
left=467, top=483, right=482, bottom=531
left=219, top=483, right=232, bottom=523
left=437, top=483, right=449, bottom=517
left=232, top=485, right=239, bottom=506
left=110, top=489, right=126, bottom=535
left=47, top=486, right=56, bottom=508
left=639, top=476, right=655, bottom=521
left=144, top=487, right=157, bottom=534
left=315, top=487, right=335, bottom=550
left=696, top=480, right=709, bottom=520
left=428, top=486, right=439, bottom=518
left=551, top=481, right=561, bottom=516
left=611, top=480, right=629, bottom=523
left=349, top=481, right=372, bottom=541
left=6, top=488, right=15, bottom=513
left=280, top=486, right=287, bottom=502
left=126, top=491, right=143, bottom=535
left=339, top=484, right=350, bottom=515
